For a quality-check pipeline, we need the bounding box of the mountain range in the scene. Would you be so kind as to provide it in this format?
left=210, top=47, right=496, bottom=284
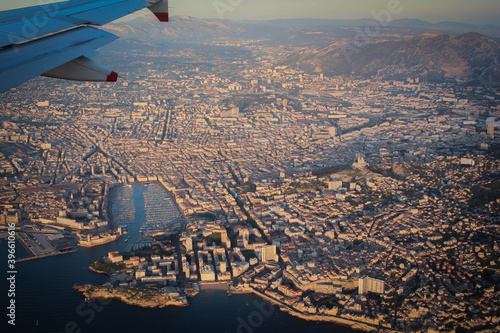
left=106, top=15, right=500, bottom=44
left=105, top=15, right=289, bottom=43
left=266, top=18, right=500, bottom=37
left=104, top=15, right=500, bottom=84
left=292, top=32, right=500, bottom=83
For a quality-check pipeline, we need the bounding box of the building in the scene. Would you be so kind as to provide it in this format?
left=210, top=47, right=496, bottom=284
left=359, top=276, right=385, bottom=295
left=313, top=130, right=332, bottom=140
left=108, top=251, right=123, bottom=263
left=199, top=265, right=216, bottom=281
left=222, top=107, right=240, bottom=117
left=315, top=283, right=343, bottom=294
left=55, top=216, right=85, bottom=230
left=353, top=153, right=368, bottom=169
left=220, top=230, right=227, bottom=243
left=1, top=209, right=21, bottom=225
left=255, top=245, right=278, bottom=262
left=460, top=158, right=475, bottom=166
left=486, top=117, right=500, bottom=139
left=328, top=178, right=343, bottom=191
left=186, top=237, right=193, bottom=251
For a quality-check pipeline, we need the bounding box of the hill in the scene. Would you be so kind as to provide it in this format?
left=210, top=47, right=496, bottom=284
left=104, top=15, right=289, bottom=43
left=291, top=32, right=500, bottom=83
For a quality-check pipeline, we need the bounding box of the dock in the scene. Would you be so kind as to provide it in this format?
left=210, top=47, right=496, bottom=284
left=16, top=230, right=76, bottom=262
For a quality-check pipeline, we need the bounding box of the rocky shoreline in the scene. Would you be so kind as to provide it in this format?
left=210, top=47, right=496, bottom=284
left=88, top=266, right=106, bottom=275
left=73, top=284, right=188, bottom=308
left=250, top=289, right=402, bottom=333
left=74, top=280, right=397, bottom=332
left=83, top=256, right=393, bottom=332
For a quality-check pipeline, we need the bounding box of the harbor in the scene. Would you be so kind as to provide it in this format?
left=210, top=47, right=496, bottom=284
left=108, top=182, right=185, bottom=252
left=0, top=182, right=355, bottom=333
left=109, top=184, right=136, bottom=226
left=142, top=182, right=183, bottom=234
left=1, top=226, right=77, bottom=262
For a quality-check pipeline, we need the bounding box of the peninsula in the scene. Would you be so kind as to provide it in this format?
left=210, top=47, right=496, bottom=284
left=73, top=284, right=188, bottom=308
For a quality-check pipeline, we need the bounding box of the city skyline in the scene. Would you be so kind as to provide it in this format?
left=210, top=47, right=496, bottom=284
left=1, top=0, right=500, bottom=25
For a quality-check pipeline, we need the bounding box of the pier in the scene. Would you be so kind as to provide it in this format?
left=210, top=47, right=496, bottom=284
left=15, top=230, right=76, bottom=262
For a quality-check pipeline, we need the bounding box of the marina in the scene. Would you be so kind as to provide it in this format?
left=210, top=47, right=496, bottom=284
left=142, top=182, right=183, bottom=234
left=108, top=182, right=184, bottom=252
left=109, top=185, right=136, bottom=226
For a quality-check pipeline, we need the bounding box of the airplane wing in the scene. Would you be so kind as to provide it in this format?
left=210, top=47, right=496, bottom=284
left=0, top=0, right=169, bottom=93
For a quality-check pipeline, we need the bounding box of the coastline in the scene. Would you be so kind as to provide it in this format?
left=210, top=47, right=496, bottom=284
left=198, top=282, right=230, bottom=291
left=78, top=233, right=121, bottom=248
left=80, top=261, right=393, bottom=333
left=249, top=289, right=401, bottom=333
left=73, top=284, right=188, bottom=308
left=88, top=265, right=107, bottom=275
left=83, top=178, right=392, bottom=333
left=15, top=248, right=77, bottom=263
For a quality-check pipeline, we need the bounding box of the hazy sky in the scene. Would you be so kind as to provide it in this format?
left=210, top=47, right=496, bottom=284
left=1, top=0, right=499, bottom=25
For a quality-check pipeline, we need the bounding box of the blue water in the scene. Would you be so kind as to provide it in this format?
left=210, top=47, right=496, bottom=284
left=126, top=184, right=148, bottom=248
left=1, top=184, right=354, bottom=333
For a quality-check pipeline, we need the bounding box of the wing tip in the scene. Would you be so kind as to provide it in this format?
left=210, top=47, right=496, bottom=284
left=154, top=12, right=169, bottom=22
left=107, top=71, right=118, bottom=82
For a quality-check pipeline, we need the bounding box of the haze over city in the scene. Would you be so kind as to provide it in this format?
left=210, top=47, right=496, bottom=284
left=1, top=0, right=500, bottom=24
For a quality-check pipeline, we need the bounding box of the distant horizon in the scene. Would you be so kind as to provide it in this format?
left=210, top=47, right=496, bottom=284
left=1, top=0, right=500, bottom=26
left=165, top=15, right=500, bottom=27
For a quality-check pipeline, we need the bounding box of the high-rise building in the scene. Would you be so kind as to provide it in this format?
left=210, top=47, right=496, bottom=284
left=220, top=230, right=227, bottom=243
left=186, top=237, right=193, bottom=251
left=487, top=123, right=495, bottom=139
left=359, top=276, right=385, bottom=295
left=256, top=245, right=278, bottom=262
left=486, top=117, right=500, bottom=139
